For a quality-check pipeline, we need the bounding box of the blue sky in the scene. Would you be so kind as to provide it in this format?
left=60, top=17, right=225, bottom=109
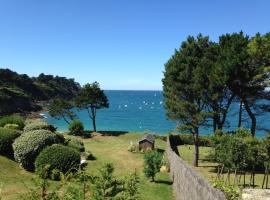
left=0, top=0, right=269, bottom=90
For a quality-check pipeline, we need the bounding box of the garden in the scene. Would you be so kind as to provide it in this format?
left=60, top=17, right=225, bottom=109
left=0, top=115, right=173, bottom=200
left=171, top=129, right=270, bottom=200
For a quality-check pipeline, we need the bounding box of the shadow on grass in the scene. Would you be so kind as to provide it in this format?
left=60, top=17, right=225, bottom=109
left=156, top=148, right=165, bottom=154
left=97, top=130, right=129, bottom=136
left=154, top=179, right=173, bottom=185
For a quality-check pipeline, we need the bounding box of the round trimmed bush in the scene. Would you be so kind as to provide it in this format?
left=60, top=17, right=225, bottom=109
left=35, top=144, right=81, bottom=180
left=23, top=119, right=56, bottom=132
left=68, top=120, right=84, bottom=136
left=0, top=115, right=24, bottom=130
left=0, top=127, right=21, bottom=157
left=65, top=136, right=85, bottom=152
left=13, top=129, right=59, bottom=171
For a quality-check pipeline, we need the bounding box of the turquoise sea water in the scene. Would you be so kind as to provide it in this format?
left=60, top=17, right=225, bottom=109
left=44, top=90, right=269, bottom=136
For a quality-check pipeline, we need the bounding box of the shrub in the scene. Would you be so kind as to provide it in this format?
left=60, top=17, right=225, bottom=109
left=235, top=128, right=252, bottom=138
left=51, top=169, right=61, bottom=181
left=35, top=144, right=80, bottom=180
left=4, top=123, right=20, bottom=130
left=143, top=151, right=163, bottom=181
left=0, top=115, right=24, bottom=130
left=81, top=151, right=95, bottom=160
left=212, top=180, right=240, bottom=200
left=65, top=136, right=85, bottom=152
left=128, top=143, right=137, bottom=152
left=169, top=134, right=212, bottom=147
left=55, top=132, right=65, bottom=144
left=0, top=127, right=21, bottom=157
left=68, top=120, right=84, bottom=136
left=23, top=119, right=56, bottom=132
left=13, top=129, right=59, bottom=171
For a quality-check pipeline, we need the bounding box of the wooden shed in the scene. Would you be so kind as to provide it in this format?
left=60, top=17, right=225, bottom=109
left=138, top=134, right=155, bottom=151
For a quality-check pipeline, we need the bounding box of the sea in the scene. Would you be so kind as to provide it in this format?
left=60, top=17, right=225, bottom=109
left=43, top=90, right=269, bottom=137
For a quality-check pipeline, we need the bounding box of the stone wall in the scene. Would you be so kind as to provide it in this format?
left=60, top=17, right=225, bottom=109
left=167, top=136, right=227, bottom=200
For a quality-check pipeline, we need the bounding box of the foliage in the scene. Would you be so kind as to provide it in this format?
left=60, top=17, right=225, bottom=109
left=65, top=136, right=85, bottom=152
left=81, top=150, right=95, bottom=160
left=163, top=32, right=270, bottom=143
left=3, top=123, right=20, bottom=130
left=75, top=82, right=109, bottom=132
left=212, top=180, right=240, bottom=200
left=163, top=34, right=217, bottom=166
left=54, top=132, right=65, bottom=144
left=143, top=151, right=163, bottom=181
left=118, top=171, right=140, bottom=200
left=0, top=115, right=24, bottom=130
left=212, top=129, right=267, bottom=185
left=0, top=127, right=21, bottom=157
left=0, top=68, right=80, bottom=115
left=19, top=170, right=62, bottom=200
left=48, top=98, right=76, bottom=124
left=35, top=144, right=80, bottom=180
left=23, top=119, right=56, bottom=132
left=68, top=120, right=84, bottom=136
left=62, top=186, right=84, bottom=200
left=170, top=134, right=212, bottom=147
left=13, top=129, right=59, bottom=171
left=33, top=73, right=80, bottom=100
left=235, top=128, right=252, bottom=138
left=90, top=163, right=121, bottom=199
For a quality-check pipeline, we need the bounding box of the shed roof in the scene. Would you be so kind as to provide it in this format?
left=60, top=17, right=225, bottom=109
left=138, top=134, right=155, bottom=144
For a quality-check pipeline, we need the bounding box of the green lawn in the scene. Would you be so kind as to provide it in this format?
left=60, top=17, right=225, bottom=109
left=0, top=132, right=173, bottom=200
left=178, top=145, right=265, bottom=188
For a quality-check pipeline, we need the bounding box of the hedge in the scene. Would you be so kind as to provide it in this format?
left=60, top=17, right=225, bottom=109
left=0, top=115, right=25, bottom=130
left=13, top=129, right=59, bottom=171
left=65, top=136, right=85, bottom=152
left=0, top=127, right=21, bottom=157
left=23, top=119, right=56, bottom=132
left=35, top=144, right=81, bottom=180
left=169, top=134, right=212, bottom=147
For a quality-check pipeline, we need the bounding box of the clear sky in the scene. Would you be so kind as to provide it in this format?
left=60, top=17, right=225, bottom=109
left=0, top=0, right=269, bottom=90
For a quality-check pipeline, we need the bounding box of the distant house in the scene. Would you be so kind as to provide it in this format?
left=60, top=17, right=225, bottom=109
left=138, top=134, right=155, bottom=151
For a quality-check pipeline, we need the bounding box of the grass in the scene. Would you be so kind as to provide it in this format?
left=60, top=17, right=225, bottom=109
left=0, top=132, right=173, bottom=200
left=178, top=144, right=265, bottom=188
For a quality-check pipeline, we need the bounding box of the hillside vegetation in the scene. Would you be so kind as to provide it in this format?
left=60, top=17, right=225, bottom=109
left=0, top=68, right=80, bottom=115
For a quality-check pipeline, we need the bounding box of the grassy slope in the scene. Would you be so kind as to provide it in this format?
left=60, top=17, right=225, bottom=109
left=0, top=133, right=173, bottom=200
left=84, top=133, right=173, bottom=200
left=178, top=145, right=264, bottom=188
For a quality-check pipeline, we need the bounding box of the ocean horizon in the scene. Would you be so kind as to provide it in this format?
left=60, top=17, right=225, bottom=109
left=44, top=90, right=270, bottom=137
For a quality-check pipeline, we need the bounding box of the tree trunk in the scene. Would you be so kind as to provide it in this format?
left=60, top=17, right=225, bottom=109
left=253, top=171, right=255, bottom=188
left=216, top=166, right=220, bottom=180
left=238, top=100, right=243, bottom=128
left=244, top=171, right=246, bottom=187
left=266, top=171, right=269, bottom=189
left=262, top=170, right=266, bottom=189
left=233, top=168, right=237, bottom=185
left=220, top=94, right=235, bottom=130
left=91, top=107, right=97, bottom=132
left=243, top=99, right=256, bottom=137
left=213, top=115, right=217, bottom=133
left=249, top=172, right=253, bottom=188
left=92, top=116, right=96, bottom=132
left=220, top=165, right=224, bottom=180
left=226, top=169, right=230, bottom=184
left=62, top=115, right=70, bottom=125
left=193, top=128, right=199, bottom=167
